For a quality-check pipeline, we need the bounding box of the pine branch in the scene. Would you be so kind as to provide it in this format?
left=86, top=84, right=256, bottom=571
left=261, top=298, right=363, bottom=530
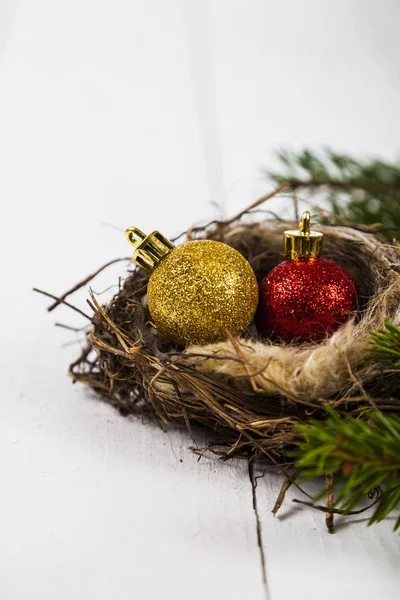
left=267, top=149, right=400, bottom=237
left=368, top=321, right=400, bottom=367
left=294, top=408, right=400, bottom=530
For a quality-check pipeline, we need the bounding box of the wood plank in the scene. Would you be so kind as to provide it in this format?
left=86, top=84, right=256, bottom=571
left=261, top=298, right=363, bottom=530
left=253, top=464, right=400, bottom=600
left=0, top=358, right=267, bottom=599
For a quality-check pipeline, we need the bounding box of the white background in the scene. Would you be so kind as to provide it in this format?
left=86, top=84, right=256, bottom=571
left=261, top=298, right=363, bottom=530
left=0, top=1, right=399, bottom=599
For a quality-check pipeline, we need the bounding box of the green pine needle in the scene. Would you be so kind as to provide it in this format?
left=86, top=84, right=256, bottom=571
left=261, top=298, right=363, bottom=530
left=267, top=149, right=400, bottom=237
left=294, top=408, right=400, bottom=530
left=368, top=321, right=400, bottom=366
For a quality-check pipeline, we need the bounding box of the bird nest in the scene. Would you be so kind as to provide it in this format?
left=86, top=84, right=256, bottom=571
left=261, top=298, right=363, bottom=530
left=69, top=216, right=400, bottom=464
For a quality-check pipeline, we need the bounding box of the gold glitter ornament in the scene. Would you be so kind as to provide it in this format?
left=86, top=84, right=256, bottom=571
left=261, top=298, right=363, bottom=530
left=126, top=227, right=259, bottom=345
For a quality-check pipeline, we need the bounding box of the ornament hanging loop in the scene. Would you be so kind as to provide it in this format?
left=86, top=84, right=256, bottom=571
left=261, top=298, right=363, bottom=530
left=126, top=227, right=147, bottom=249
left=126, top=227, right=175, bottom=274
left=283, top=211, right=323, bottom=260
left=299, top=211, right=311, bottom=235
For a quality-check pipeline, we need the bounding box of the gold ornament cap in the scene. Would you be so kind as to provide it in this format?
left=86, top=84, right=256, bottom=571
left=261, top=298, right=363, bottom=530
left=283, top=211, right=323, bottom=260
left=126, top=227, right=175, bottom=273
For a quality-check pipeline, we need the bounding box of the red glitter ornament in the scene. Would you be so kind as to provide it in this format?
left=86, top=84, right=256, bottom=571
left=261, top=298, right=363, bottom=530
left=256, top=212, right=358, bottom=343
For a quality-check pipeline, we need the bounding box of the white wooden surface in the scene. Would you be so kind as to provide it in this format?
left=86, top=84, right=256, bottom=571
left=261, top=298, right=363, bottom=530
left=1, top=1, right=399, bottom=598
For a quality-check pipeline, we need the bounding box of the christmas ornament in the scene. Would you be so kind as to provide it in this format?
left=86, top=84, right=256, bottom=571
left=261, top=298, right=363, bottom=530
left=256, top=211, right=358, bottom=343
left=126, top=227, right=259, bottom=345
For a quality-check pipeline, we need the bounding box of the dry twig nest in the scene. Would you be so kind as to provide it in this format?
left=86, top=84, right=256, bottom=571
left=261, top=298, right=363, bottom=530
left=71, top=217, right=400, bottom=464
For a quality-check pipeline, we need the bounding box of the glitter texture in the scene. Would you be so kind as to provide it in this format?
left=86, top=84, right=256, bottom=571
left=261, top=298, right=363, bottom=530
left=256, top=257, right=358, bottom=343
left=147, top=240, right=259, bottom=346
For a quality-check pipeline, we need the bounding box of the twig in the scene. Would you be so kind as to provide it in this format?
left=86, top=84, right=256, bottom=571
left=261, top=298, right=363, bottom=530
left=272, top=467, right=299, bottom=515
left=47, top=257, right=130, bottom=312
left=292, top=495, right=382, bottom=516
left=33, top=288, right=92, bottom=321
left=181, top=182, right=289, bottom=239
left=325, top=473, right=334, bottom=534
left=227, top=182, right=289, bottom=225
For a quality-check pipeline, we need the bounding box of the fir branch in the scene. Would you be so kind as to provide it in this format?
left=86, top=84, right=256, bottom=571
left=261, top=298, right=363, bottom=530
left=294, top=408, right=400, bottom=530
left=369, top=321, right=400, bottom=367
left=267, top=149, right=400, bottom=236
